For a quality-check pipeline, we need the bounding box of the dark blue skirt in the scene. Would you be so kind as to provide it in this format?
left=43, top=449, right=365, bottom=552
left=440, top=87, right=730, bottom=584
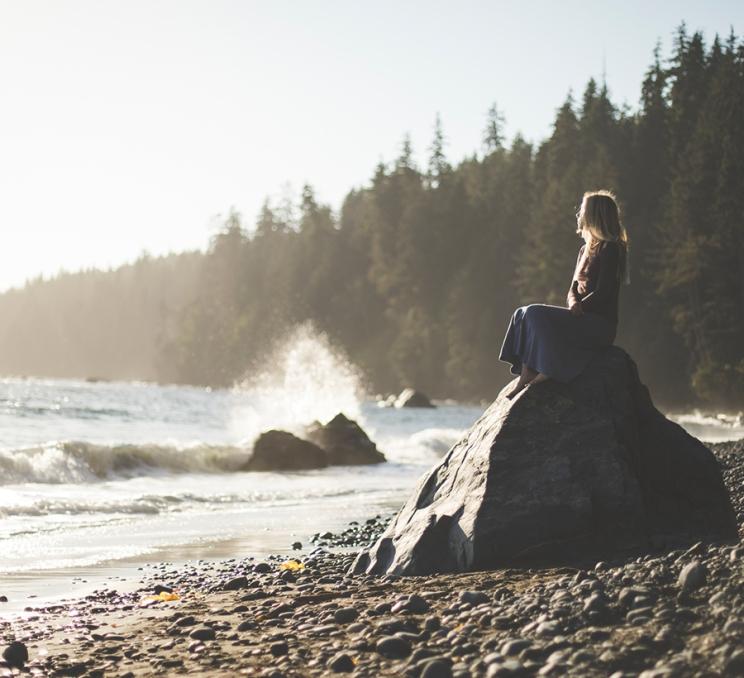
left=499, top=304, right=616, bottom=383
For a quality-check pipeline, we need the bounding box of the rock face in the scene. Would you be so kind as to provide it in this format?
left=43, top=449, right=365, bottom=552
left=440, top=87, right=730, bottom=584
left=248, top=430, right=328, bottom=471
left=352, top=347, right=736, bottom=575
left=306, top=413, right=386, bottom=465
left=395, top=388, right=436, bottom=409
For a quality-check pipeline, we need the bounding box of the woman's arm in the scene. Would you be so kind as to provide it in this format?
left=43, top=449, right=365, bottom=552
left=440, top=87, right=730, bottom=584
left=567, top=246, right=584, bottom=311
left=580, top=242, right=620, bottom=312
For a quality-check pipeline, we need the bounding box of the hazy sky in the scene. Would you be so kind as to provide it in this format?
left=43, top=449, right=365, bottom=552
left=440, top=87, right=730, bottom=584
left=1, top=1, right=742, bottom=290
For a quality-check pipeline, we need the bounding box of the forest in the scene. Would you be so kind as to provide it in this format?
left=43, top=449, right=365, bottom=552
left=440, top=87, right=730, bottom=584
left=1, top=25, right=742, bottom=408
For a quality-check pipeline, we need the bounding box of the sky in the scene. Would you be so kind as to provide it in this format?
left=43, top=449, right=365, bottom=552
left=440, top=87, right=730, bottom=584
left=0, top=0, right=742, bottom=291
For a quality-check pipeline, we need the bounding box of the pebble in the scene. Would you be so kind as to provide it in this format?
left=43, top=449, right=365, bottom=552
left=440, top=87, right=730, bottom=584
left=500, top=639, right=530, bottom=656
left=421, top=658, right=454, bottom=678
left=724, top=650, right=744, bottom=675
left=328, top=652, right=354, bottom=672
left=2, top=642, right=28, bottom=669
left=487, top=659, right=526, bottom=677
left=460, top=590, right=489, bottom=605
left=223, top=576, right=249, bottom=591
left=376, top=635, right=412, bottom=659
left=270, top=640, right=289, bottom=656
left=392, top=593, right=431, bottom=614
left=333, top=607, right=359, bottom=624
left=677, top=561, right=707, bottom=592
left=189, top=626, right=216, bottom=641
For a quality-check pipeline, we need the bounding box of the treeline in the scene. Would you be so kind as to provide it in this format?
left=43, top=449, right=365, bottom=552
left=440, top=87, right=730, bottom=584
left=0, top=252, right=202, bottom=382
left=1, top=25, right=742, bottom=407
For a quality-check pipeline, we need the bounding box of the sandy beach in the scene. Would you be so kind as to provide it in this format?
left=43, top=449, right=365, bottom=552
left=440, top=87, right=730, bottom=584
left=2, top=440, right=743, bottom=677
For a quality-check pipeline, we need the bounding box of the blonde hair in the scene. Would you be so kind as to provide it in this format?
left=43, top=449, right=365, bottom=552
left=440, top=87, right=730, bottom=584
left=576, top=190, right=630, bottom=281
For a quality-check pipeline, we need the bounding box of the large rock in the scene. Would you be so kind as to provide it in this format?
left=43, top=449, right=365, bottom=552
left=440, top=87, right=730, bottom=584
left=352, top=347, right=736, bottom=575
left=395, top=388, right=435, bottom=409
left=306, top=413, right=385, bottom=465
left=248, top=430, right=328, bottom=471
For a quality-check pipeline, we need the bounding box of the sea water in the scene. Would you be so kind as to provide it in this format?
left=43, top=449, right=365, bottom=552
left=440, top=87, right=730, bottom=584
left=1, top=328, right=742, bottom=610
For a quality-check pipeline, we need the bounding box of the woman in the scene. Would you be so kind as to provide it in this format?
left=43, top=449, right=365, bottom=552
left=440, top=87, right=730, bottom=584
left=499, top=190, right=629, bottom=399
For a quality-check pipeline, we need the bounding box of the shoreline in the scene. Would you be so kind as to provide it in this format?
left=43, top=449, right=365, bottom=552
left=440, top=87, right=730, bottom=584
left=1, top=441, right=742, bottom=677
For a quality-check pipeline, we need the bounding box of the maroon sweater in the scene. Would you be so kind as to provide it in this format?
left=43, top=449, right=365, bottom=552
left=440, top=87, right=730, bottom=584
left=567, top=240, right=623, bottom=325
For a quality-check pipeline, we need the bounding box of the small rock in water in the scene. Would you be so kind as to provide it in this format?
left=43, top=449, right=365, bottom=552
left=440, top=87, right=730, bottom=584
left=292, top=541, right=302, bottom=550
left=394, top=388, right=435, bottom=408
left=2, top=641, right=29, bottom=668
left=677, top=561, right=707, bottom=592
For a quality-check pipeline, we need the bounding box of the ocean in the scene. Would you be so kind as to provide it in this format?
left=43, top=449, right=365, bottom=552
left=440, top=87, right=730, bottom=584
left=1, top=331, right=742, bottom=611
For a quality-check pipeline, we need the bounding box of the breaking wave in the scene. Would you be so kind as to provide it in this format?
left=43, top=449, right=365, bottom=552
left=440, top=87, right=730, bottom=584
left=0, top=441, right=253, bottom=485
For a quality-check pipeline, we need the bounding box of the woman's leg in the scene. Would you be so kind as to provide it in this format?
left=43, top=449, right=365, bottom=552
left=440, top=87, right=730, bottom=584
left=526, top=372, right=550, bottom=387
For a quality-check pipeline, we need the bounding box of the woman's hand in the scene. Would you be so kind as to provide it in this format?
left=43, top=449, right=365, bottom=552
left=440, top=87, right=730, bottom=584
left=569, top=301, right=584, bottom=317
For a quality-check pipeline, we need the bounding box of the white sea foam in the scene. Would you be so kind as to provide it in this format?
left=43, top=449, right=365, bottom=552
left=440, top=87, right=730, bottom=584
left=409, top=428, right=463, bottom=456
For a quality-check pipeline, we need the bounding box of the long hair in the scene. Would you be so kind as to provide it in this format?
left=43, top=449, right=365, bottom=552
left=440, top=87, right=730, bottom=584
left=576, top=190, right=630, bottom=283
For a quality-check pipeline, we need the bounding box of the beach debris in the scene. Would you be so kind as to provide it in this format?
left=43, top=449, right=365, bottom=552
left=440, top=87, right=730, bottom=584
left=279, top=559, right=304, bottom=572
left=141, top=591, right=181, bottom=605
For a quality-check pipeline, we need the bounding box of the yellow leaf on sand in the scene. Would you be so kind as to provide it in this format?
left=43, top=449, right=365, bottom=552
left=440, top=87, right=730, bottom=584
left=140, top=591, right=181, bottom=605
left=156, top=592, right=181, bottom=601
left=279, top=559, right=304, bottom=571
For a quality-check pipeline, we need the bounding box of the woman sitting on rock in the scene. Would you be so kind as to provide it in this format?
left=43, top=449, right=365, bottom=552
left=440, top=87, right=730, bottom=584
left=499, top=190, right=629, bottom=399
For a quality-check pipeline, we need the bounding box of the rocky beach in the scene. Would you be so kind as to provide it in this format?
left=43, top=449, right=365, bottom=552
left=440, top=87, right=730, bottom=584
left=1, top=438, right=742, bottom=678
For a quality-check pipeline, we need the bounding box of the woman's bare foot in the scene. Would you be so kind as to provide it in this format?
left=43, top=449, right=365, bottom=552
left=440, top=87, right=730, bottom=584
left=505, top=365, right=538, bottom=399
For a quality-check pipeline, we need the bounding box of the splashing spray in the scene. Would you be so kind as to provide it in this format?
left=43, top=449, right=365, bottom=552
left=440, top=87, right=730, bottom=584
left=230, top=322, right=365, bottom=444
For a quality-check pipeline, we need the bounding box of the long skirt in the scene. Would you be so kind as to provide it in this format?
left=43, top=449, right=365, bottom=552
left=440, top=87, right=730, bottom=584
left=499, top=304, right=616, bottom=383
